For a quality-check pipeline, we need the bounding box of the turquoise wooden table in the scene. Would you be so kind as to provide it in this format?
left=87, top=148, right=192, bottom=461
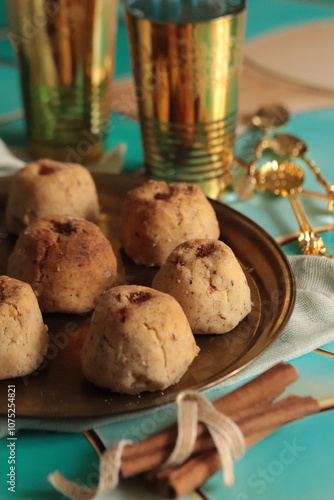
left=0, top=1, right=334, bottom=499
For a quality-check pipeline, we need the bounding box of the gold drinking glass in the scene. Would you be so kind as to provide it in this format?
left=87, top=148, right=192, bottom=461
left=125, top=0, right=246, bottom=198
left=7, top=0, right=118, bottom=163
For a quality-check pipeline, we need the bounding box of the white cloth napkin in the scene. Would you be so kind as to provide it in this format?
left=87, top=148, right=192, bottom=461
left=0, top=139, right=25, bottom=174
left=222, top=254, right=334, bottom=385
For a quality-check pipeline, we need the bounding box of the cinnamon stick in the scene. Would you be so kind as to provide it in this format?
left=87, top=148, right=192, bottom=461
left=145, top=432, right=273, bottom=500
left=121, top=400, right=275, bottom=479
left=121, top=363, right=298, bottom=478
left=145, top=395, right=320, bottom=498
left=170, top=395, right=316, bottom=459
left=240, top=395, right=319, bottom=436
left=56, top=0, right=73, bottom=86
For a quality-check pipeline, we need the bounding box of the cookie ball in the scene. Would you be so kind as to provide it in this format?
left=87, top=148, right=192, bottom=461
left=0, top=276, right=48, bottom=380
left=81, top=285, right=199, bottom=394
left=120, top=180, right=220, bottom=267
left=152, top=239, right=252, bottom=334
left=6, top=158, right=99, bottom=234
left=8, top=216, right=118, bottom=313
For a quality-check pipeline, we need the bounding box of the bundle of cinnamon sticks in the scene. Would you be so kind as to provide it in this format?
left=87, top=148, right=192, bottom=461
left=120, top=363, right=320, bottom=498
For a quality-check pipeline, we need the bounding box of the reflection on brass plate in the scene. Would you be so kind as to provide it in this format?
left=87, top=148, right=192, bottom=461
left=0, top=174, right=295, bottom=419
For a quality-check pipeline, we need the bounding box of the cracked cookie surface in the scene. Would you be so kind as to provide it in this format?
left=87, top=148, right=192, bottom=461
left=6, top=158, right=99, bottom=234
left=7, top=216, right=118, bottom=313
left=81, top=285, right=199, bottom=394
left=120, top=180, right=220, bottom=267
left=152, top=239, right=252, bottom=334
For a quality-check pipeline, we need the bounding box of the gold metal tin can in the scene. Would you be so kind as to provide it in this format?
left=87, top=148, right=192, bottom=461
left=126, top=4, right=246, bottom=198
left=7, top=0, right=118, bottom=163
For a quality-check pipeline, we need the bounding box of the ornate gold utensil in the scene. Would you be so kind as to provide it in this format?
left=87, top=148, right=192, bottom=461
left=234, top=104, right=289, bottom=201
left=257, top=160, right=329, bottom=257
left=270, top=133, right=334, bottom=211
left=251, top=104, right=290, bottom=130
left=301, top=189, right=329, bottom=200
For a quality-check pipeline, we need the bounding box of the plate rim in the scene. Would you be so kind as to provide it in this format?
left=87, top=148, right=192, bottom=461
left=0, top=172, right=296, bottom=419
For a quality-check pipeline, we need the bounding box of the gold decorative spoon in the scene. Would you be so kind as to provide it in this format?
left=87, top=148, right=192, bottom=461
left=256, top=160, right=328, bottom=257
left=270, top=133, right=334, bottom=211
left=251, top=104, right=290, bottom=130
left=234, top=104, right=290, bottom=201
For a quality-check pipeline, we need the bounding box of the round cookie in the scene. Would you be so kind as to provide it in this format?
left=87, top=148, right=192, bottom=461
left=6, top=158, right=99, bottom=234
left=8, top=216, right=118, bottom=314
left=81, top=285, right=199, bottom=394
left=120, top=180, right=220, bottom=267
left=152, top=239, right=252, bottom=334
left=0, top=275, right=48, bottom=380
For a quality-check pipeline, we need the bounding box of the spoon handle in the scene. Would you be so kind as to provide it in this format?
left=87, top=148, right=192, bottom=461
left=303, top=157, right=334, bottom=200
left=300, top=189, right=329, bottom=201
left=248, top=134, right=269, bottom=176
left=288, top=191, right=326, bottom=256
left=288, top=191, right=313, bottom=234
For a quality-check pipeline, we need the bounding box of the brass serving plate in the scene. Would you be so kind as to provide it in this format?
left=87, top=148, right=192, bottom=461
left=0, top=173, right=295, bottom=419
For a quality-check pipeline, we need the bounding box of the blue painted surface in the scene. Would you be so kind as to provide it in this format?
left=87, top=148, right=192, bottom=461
left=246, top=0, right=334, bottom=40
left=201, top=411, right=334, bottom=500
left=115, top=18, right=132, bottom=78
left=0, top=431, right=99, bottom=500
left=0, top=1, right=7, bottom=28
left=0, top=38, right=14, bottom=64
left=0, top=66, right=21, bottom=114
